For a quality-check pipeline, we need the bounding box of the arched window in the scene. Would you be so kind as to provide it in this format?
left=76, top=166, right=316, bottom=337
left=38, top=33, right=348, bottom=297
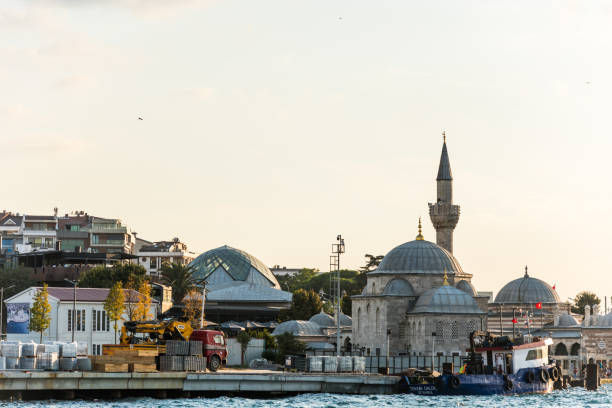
left=411, top=322, right=416, bottom=337
left=376, top=308, right=381, bottom=336
left=372, top=282, right=376, bottom=294
left=570, top=343, right=580, bottom=356
left=555, top=342, right=568, bottom=356
left=357, top=308, right=361, bottom=335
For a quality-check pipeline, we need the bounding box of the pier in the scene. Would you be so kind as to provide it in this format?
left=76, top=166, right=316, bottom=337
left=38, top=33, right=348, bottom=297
left=0, top=370, right=400, bottom=400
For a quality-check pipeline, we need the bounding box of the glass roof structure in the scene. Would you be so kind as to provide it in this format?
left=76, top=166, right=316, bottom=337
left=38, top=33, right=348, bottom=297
left=190, top=245, right=280, bottom=289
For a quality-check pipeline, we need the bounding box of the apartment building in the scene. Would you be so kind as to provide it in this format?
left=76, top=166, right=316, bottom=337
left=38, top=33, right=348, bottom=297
left=136, top=238, right=195, bottom=277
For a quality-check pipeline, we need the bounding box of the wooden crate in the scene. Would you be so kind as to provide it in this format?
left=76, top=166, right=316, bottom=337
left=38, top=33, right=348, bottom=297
left=129, top=363, right=157, bottom=373
left=93, top=363, right=129, bottom=373
left=113, top=349, right=159, bottom=358
left=91, top=355, right=156, bottom=365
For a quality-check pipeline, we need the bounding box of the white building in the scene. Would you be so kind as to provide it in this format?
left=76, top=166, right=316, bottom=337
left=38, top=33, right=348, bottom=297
left=5, top=287, right=158, bottom=355
left=136, top=238, right=195, bottom=277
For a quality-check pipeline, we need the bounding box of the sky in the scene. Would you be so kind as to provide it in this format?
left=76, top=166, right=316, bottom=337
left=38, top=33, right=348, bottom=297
left=2, top=1, right=612, bottom=304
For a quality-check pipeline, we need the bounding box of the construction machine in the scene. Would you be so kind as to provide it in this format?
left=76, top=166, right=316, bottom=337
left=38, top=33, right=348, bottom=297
left=119, top=319, right=193, bottom=345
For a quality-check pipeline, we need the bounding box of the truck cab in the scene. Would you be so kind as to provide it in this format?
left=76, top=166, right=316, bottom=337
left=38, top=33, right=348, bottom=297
left=190, top=330, right=227, bottom=371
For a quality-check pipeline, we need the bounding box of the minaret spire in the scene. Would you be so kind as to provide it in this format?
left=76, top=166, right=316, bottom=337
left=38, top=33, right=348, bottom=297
left=428, top=133, right=460, bottom=253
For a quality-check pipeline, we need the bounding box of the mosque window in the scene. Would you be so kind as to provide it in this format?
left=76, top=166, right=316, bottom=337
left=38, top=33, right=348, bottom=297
left=357, top=308, right=361, bottom=335
left=555, top=343, right=568, bottom=356
left=435, top=321, right=444, bottom=337
left=570, top=343, right=580, bottom=356
left=376, top=308, right=382, bottom=336
left=451, top=321, right=458, bottom=339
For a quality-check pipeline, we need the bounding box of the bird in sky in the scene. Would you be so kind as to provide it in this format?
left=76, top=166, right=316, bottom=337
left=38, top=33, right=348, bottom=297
left=138, top=117, right=143, bottom=120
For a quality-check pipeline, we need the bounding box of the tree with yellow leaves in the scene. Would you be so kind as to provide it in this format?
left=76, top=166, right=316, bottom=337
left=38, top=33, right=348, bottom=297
left=133, top=280, right=152, bottom=322
left=30, top=284, right=52, bottom=343
left=183, top=289, right=202, bottom=328
left=104, top=282, right=125, bottom=344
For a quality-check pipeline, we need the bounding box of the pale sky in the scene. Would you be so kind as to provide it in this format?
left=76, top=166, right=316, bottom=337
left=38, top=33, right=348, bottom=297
left=2, top=1, right=611, bottom=304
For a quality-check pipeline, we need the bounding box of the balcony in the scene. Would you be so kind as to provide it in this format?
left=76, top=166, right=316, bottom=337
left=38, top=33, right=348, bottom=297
left=90, top=226, right=127, bottom=233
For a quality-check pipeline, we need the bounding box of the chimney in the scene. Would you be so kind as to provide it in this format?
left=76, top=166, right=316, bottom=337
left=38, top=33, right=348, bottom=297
left=584, top=305, right=591, bottom=327
left=553, top=305, right=560, bottom=326
left=53, top=207, right=58, bottom=217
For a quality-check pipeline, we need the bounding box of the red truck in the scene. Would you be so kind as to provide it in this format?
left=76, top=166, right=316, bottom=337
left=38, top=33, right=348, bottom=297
left=190, top=329, right=228, bottom=371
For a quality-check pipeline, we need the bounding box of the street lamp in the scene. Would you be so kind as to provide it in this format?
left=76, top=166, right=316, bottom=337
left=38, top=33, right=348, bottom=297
left=199, top=280, right=208, bottom=329
left=65, top=279, right=77, bottom=342
left=0, top=285, right=15, bottom=338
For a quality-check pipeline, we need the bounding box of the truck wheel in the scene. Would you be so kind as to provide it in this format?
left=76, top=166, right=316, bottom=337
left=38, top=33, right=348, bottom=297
left=208, top=355, right=221, bottom=372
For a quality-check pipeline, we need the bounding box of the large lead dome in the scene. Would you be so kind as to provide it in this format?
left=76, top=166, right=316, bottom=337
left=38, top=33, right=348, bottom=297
left=494, top=269, right=560, bottom=304
left=376, top=239, right=464, bottom=274
left=189, top=245, right=280, bottom=289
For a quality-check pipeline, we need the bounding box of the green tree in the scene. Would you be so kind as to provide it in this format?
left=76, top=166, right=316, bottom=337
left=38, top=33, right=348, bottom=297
left=236, top=331, right=251, bottom=367
left=104, top=282, right=126, bottom=344
left=79, top=263, right=147, bottom=288
left=359, top=254, right=384, bottom=273
left=160, top=263, right=198, bottom=305
left=572, top=291, right=601, bottom=315
left=280, top=289, right=322, bottom=321
left=341, top=294, right=352, bottom=316
left=30, top=284, right=52, bottom=343
left=276, top=332, right=306, bottom=359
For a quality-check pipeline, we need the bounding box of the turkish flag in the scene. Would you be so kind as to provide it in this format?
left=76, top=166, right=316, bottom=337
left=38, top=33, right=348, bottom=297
left=512, top=318, right=518, bottom=324
left=535, top=302, right=542, bottom=309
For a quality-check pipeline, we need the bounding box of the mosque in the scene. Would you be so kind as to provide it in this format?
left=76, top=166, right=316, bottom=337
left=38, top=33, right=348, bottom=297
left=351, top=136, right=489, bottom=357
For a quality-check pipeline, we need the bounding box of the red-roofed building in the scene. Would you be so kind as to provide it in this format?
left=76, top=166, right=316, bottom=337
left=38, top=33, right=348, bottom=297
left=4, top=287, right=158, bottom=354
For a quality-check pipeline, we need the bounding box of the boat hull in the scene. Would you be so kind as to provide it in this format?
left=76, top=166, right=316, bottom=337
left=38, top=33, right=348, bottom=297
left=405, top=367, right=555, bottom=396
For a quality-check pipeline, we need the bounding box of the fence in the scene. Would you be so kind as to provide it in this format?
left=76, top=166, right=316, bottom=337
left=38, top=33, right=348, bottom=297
left=365, top=355, right=463, bottom=374
left=226, top=338, right=264, bottom=366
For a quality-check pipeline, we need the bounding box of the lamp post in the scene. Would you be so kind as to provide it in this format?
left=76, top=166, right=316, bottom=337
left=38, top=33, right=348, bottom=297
left=199, top=280, right=208, bottom=329
left=0, top=285, right=15, bottom=339
left=65, top=279, right=77, bottom=342
left=432, top=331, right=437, bottom=372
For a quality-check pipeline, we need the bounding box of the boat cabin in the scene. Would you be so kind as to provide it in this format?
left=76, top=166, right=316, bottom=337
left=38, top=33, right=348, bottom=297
left=472, top=338, right=552, bottom=375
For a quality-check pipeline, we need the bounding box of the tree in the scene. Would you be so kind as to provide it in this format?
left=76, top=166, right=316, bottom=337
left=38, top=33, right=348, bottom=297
left=572, top=291, right=601, bottom=315
left=276, top=332, right=306, bottom=358
left=104, top=282, right=125, bottom=344
left=79, top=263, right=147, bottom=288
left=160, top=263, right=198, bottom=305
left=341, top=294, right=352, bottom=316
left=183, top=289, right=202, bottom=327
left=281, top=289, right=322, bottom=321
left=133, top=281, right=153, bottom=321
left=236, top=331, right=251, bottom=367
left=30, top=284, right=51, bottom=343
left=359, top=254, right=384, bottom=273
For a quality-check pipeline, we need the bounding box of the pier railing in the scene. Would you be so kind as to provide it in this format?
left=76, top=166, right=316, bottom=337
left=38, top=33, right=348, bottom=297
left=365, top=355, right=463, bottom=374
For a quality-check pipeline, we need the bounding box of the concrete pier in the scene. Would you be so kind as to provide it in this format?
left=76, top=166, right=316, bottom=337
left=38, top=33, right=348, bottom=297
left=0, top=370, right=399, bottom=399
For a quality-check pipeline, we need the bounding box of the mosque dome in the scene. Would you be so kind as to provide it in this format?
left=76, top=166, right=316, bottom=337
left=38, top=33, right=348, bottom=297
left=494, top=268, right=559, bottom=304
left=376, top=239, right=464, bottom=275
left=597, top=314, right=612, bottom=327
left=410, top=285, right=483, bottom=314
left=309, top=312, right=352, bottom=327
left=456, top=280, right=477, bottom=296
left=189, top=245, right=280, bottom=289
left=309, top=312, right=335, bottom=327
left=272, top=320, right=322, bottom=336
left=383, top=278, right=416, bottom=296
left=557, top=314, right=579, bottom=327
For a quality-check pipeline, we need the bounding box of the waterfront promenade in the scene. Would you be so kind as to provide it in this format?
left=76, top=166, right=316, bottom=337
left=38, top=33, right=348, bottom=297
left=0, top=369, right=400, bottom=399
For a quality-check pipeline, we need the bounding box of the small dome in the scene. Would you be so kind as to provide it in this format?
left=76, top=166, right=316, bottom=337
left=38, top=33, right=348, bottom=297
left=410, top=285, right=483, bottom=314
left=309, top=312, right=335, bottom=327
left=376, top=240, right=463, bottom=275
left=456, top=280, right=477, bottom=296
left=557, top=314, right=579, bottom=327
left=494, top=269, right=559, bottom=304
left=272, top=320, right=322, bottom=336
left=339, top=313, right=352, bottom=326
left=597, top=314, right=612, bottom=327
left=383, top=279, right=415, bottom=296
left=190, top=245, right=279, bottom=289
left=308, top=312, right=352, bottom=327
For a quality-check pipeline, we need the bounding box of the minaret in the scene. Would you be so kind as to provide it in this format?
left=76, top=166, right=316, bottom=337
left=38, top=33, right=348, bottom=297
left=428, top=132, right=460, bottom=253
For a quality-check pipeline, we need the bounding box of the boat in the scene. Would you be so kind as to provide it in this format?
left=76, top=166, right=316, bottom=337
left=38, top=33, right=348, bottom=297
left=402, top=331, right=559, bottom=395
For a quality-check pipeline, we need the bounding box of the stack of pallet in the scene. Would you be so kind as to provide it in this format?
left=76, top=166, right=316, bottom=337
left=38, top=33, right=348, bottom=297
left=160, top=340, right=206, bottom=372
left=91, top=349, right=158, bottom=373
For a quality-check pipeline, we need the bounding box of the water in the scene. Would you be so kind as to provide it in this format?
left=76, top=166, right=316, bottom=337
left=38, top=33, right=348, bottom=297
left=3, top=386, right=612, bottom=408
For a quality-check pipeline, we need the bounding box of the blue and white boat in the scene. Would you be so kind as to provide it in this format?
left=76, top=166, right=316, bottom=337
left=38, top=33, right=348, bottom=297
left=403, top=331, right=559, bottom=395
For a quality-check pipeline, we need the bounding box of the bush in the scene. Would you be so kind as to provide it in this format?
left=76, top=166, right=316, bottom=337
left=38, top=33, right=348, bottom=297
left=261, top=350, right=281, bottom=364
left=276, top=332, right=306, bottom=357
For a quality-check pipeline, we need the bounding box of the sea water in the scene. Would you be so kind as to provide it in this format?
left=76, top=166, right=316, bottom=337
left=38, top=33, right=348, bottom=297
left=3, top=386, right=612, bottom=408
